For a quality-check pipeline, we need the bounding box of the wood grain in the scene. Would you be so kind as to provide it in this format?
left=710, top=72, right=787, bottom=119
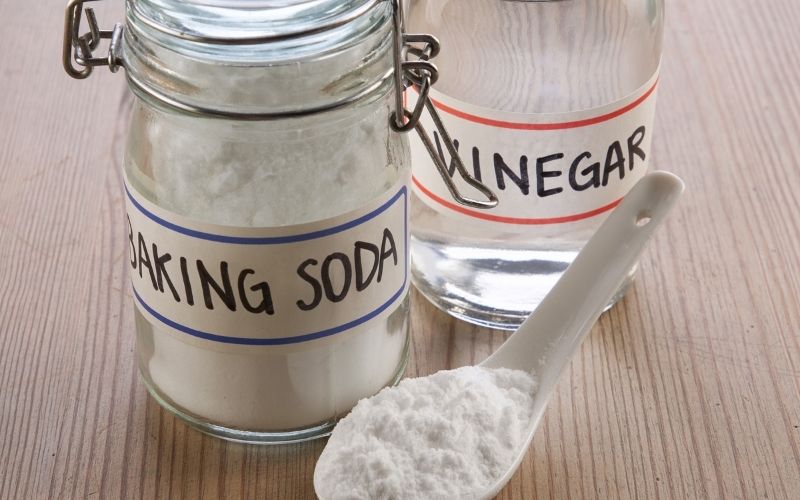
left=2, top=0, right=799, bottom=498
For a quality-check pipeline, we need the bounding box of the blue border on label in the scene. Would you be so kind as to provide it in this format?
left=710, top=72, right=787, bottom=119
left=128, top=185, right=409, bottom=345
left=125, top=183, right=406, bottom=245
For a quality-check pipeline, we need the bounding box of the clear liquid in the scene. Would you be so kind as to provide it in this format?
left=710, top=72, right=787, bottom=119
left=408, top=0, right=663, bottom=329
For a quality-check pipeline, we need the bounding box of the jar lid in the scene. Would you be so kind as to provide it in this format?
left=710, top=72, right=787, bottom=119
left=62, top=0, right=499, bottom=208
left=117, top=0, right=395, bottom=117
left=129, top=0, right=383, bottom=45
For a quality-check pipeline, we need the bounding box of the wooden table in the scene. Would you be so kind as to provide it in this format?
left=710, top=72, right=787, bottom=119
left=2, top=1, right=799, bottom=498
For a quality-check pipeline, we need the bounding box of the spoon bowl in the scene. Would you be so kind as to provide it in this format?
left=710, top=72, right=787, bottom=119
left=477, top=171, right=684, bottom=499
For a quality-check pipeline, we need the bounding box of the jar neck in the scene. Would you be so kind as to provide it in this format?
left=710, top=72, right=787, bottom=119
left=122, top=0, right=394, bottom=117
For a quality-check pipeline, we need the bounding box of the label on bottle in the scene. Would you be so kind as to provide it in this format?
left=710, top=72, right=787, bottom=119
left=409, top=70, right=659, bottom=225
left=124, top=174, right=409, bottom=346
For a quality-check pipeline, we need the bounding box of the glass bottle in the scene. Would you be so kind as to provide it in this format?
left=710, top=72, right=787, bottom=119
left=63, top=0, right=464, bottom=443
left=407, top=0, right=665, bottom=329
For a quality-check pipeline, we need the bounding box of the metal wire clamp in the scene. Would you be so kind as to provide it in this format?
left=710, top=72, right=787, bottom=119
left=63, top=0, right=123, bottom=79
left=389, top=0, right=498, bottom=210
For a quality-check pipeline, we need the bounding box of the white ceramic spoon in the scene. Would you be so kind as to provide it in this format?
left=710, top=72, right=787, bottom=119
left=476, top=171, right=684, bottom=499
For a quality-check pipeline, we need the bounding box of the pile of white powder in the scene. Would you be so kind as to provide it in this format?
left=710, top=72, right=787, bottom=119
left=313, top=366, right=537, bottom=499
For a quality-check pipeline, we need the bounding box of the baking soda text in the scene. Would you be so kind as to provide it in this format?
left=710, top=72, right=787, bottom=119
left=128, top=216, right=400, bottom=315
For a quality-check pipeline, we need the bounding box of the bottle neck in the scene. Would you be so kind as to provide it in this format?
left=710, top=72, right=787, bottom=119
left=409, top=0, right=663, bottom=113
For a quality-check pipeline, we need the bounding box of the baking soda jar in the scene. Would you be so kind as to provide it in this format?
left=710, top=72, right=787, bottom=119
left=63, top=0, right=478, bottom=442
left=407, top=0, right=664, bottom=329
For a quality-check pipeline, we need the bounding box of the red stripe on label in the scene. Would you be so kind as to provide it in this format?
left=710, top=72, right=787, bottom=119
left=425, top=79, right=659, bottom=131
left=412, top=176, right=622, bottom=225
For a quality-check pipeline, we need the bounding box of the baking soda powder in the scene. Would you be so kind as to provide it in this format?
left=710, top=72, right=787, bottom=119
left=125, top=91, right=411, bottom=439
left=314, top=366, right=537, bottom=499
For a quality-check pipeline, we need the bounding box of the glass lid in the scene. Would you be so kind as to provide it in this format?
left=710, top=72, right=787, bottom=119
left=128, top=0, right=383, bottom=43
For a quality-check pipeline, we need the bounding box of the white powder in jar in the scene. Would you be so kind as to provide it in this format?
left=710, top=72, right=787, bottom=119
left=314, top=366, right=537, bottom=499
left=126, top=94, right=411, bottom=433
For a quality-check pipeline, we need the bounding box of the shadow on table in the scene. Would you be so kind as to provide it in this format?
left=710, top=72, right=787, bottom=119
left=136, top=393, right=324, bottom=498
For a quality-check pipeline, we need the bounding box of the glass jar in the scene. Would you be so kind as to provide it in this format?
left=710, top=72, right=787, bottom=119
left=407, top=0, right=664, bottom=329
left=63, top=0, right=469, bottom=443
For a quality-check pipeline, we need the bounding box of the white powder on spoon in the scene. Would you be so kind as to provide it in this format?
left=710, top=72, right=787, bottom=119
left=314, top=366, right=537, bottom=500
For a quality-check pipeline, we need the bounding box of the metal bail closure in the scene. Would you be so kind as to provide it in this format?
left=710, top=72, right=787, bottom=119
left=63, top=0, right=123, bottom=79
left=388, top=0, right=498, bottom=210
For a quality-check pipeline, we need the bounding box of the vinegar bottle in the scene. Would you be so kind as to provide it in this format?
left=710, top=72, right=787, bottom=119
left=407, top=0, right=664, bottom=329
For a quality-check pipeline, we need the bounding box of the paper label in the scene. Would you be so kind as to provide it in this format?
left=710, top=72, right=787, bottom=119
left=124, top=175, right=409, bottom=346
left=409, top=71, right=659, bottom=225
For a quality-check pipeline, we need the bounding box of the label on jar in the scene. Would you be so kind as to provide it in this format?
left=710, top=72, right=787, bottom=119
left=409, top=70, right=659, bottom=225
left=124, top=175, right=409, bottom=346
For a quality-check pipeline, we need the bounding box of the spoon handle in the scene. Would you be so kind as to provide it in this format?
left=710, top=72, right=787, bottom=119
left=481, top=171, right=684, bottom=389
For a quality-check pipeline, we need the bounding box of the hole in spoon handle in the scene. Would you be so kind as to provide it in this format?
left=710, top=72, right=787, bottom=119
left=636, top=212, right=652, bottom=227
